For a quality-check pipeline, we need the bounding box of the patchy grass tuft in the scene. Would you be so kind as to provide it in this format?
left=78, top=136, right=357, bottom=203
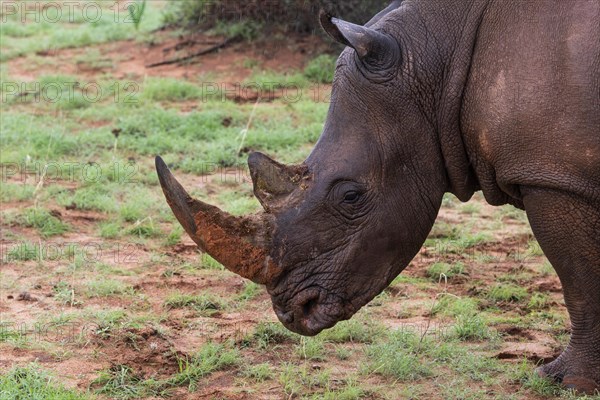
left=163, top=292, right=225, bottom=315
left=0, top=363, right=92, bottom=400
left=166, top=343, right=239, bottom=391
left=487, top=283, right=529, bottom=303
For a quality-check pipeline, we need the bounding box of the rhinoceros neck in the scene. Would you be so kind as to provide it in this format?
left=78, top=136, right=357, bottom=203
left=393, top=0, right=490, bottom=201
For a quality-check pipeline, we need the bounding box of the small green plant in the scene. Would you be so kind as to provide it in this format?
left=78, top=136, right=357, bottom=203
left=431, top=295, right=479, bottom=317
left=92, top=364, right=163, bottom=399
left=6, top=242, right=41, bottom=262
left=0, top=363, right=91, bottom=400
left=317, top=378, right=364, bottom=400
left=487, top=283, right=529, bottom=303
left=18, top=207, right=69, bottom=237
left=92, top=309, right=127, bottom=339
left=119, top=203, right=144, bottom=222
left=165, top=225, right=183, bottom=246
left=127, top=218, right=158, bottom=238
left=167, top=343, right=239, bottom=391
left=244, top=70, right=310, bottom=90
left=86, top=278, right=134, bottom=298
left=460, top=203, right=481, bottom=215
left=213, top=20, right=262, bottom=41
left=278, top=363, right=330, bottom=397
left=527, top=293, right=550, bottom=310
left=0, top=183, right=34, bottom=202
left=57, top=184, right=116, bottom=213
left=141, top=77, right=201, bottom=102
left=241, top=363, right=272, bottom=382
left=128, top=0, right=147, bottom=30
left=364, top=330, right=433, bottom=380
left=0, top=321, right=27, bottom=344
left=320, top=319, right=381, bottom=343
left=53, top=281, right=81, bottom=306
left=426, top=262, right=466, bottom=282
left=163, top=293, right=224, bottom=315
left=296, top=337, right=326, bottom=361
left=236, top=281, right=261, bottom=302
left=250, top=322, right=298, bottom=349
left=199, top=253, right=224, bottom=270
left=99, top=221, right=121, bottom=239
left=334, top=346, right=352, bottom=360
left=512, top=359, right=563, bottom=397
left=452, top=315, right=491, bottom=341
left=303, top=55, right=336, bottom=83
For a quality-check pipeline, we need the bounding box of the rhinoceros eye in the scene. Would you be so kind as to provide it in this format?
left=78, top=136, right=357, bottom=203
left=343, top=191, right=361, bottom=204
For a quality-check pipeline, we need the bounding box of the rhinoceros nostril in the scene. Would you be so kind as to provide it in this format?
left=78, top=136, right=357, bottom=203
left=301, top=295, right=319, bottom=317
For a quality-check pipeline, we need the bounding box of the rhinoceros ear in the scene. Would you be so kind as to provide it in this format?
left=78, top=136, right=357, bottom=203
left=366, top=0, right=403, bottom=27
left=319, top=10, right=400, bottom=70
left=248, top=152, right=306, bottom=212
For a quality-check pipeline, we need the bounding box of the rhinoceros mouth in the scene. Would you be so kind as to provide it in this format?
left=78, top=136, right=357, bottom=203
left=271, top=287, right=355, bottom=336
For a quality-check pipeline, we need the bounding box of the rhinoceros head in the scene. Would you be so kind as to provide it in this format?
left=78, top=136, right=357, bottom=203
left=156, top=3, right=448, bottom=335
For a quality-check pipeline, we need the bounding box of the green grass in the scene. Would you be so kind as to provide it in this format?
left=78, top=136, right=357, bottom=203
left=426, top=262, right=466, bottom=282
left=15, top=207, right=69, bottom=237
left=0, top=1, right=165, bottom=61
left=244, top=70, right=310, bottom=90
left=92, top=364, right=165, bottom=399
left=5, top=242, right=42, bottom=262
left=278, top=363, right=331, bottom=397
left=486, top=283, right=529, bottom=303
left=364, top=330, right=434, bottom=381
left=527, top=293, right=551, bottom=310
left=164, top=225, right=183, bottom=246
left=163, top=292, right=224, bottom=315
left=236, top=281, right=262, bottom=302
left=0, top=183, right=35, bottom=202
left=296, top=337, right=326, bottom=361
left=86, top=278, right=134, bottom=298
left=303, top=55, right=337, bottom=84
left=241, top=363, right=273, bottom=382
left=57, top=184, right=117, bottom=213
left=431, top=295, right=480, bottom=318
left=248, top=322, right=299, bottom=349
left=166, top=343, right=239, bottom=391
left=212, top=20, right=263, bottom=41
left=452, top=315, right=492, bottom=341
left=99, top=221, right=122, bottom=239
left=53, top=281, right=81, bottom=306
left=127, top=218, right=159, bottom=238
left=199, top=253, right=225, bottom=270
left=320, top=319, right=382, bottom=343
left=0, top=364, right=94, bottom=399
left=141, top=77, right=203, bottom=102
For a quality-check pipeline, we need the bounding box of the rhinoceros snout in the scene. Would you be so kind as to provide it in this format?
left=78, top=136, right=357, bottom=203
left=271, top=288, right=349, bottom=336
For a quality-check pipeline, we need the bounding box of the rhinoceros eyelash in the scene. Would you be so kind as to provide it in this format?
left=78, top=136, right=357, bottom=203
left=328, top=181, right=367, bottom=204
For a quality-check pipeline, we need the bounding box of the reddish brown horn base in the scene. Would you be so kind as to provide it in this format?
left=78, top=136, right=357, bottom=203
left=155, top=156, right=278, bottom=285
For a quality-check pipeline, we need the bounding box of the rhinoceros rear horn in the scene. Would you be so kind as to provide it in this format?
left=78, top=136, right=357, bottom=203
left=319, top=10, right=400, bottom=72
left=155, top=156, right=278, bottom=285
left=248, top=152, right=307, bottom=212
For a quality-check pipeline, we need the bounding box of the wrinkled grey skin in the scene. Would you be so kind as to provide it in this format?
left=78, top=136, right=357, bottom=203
left=266, top=0, right=600, bottom=392
left=157, top=0, right=599, bottom=393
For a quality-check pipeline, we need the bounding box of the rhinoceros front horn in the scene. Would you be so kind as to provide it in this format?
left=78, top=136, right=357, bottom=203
left=155, top=156, right=279, bottom=285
